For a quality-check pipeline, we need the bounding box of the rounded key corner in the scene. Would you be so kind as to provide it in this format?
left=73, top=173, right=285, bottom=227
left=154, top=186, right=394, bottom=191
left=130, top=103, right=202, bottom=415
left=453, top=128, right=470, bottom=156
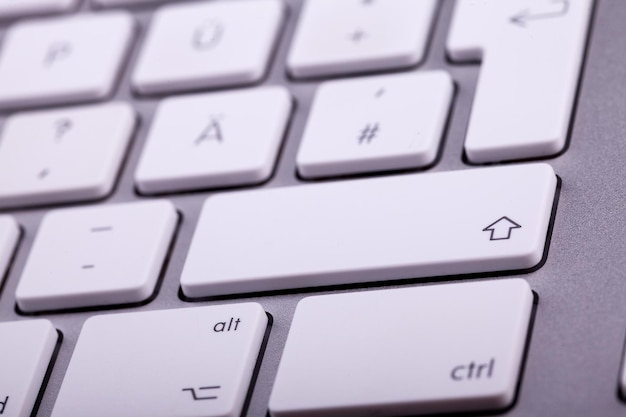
left=267, top=84, right=294, bottom=103
left=243, top=66, right=269, bottom=86
left=0, top=213, right=20, bottom=228
left=430, top=69, right=456, bottom=89
left=446, top=46, right=484, bottom=63
left=21, top=318, right=58, bottom=335
left=179, top=281, right=200, bottom=300
left=41, top=319, right=62, bottom=345
left=520, top=245, right=548, bottom=271
left=81, top=311, right=118, bottom=330
left=242, top=301, right=268, bottom=318
left=293, top=293, right=324, bottom=311
left=294, top=164, right=316, bottom=181
left=129, top=73, right=165, bottom=97
left=536, top=162, right=558, bottom=177
left=89, top=181, right=117, bottom=201
left=149, top=198, right=178, bottom=214
left=490, top=389, right=517, bottom=413
left=14, top=295, right=38, bottom=315
left=80, top=314, right=98, bottom=328
left=285, top=62, right=306, bottom=81
left=397, top=51, right=428, bottom=71
left=505, top=277, right=534, bottom=296
left=109, top=100, right=138, bottom=117
left=133, top=179, right=158, bottom=197
left=128, top=77, right=150, bottom=97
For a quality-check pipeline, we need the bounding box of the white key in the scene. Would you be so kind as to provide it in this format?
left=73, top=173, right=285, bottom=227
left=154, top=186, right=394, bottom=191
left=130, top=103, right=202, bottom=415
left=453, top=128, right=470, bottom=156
left=180, top=163, right=556, bottom=298
left=15, top=200, right=177, bottom=312
left=447, top=0, right=593, bottom=163
left=269, top=279, right=533, bottom=416
left=51, top=303, right=267, bottom=417
left=287, top=0, right=437, bottom=78
left=135, top=87, right=292, bottom=194
left=132, top=0, right=283, bottom=95
left=0, top=0, right=78, bottom=19
left=297, top=71, right=453, bottom=178
left=0, top=12, right=135, bottom=109
left=0, top=103, right=135, bottom=209
left=0, top=320, right=57, bottom=417
left=0, top=216, right=19, bottom=287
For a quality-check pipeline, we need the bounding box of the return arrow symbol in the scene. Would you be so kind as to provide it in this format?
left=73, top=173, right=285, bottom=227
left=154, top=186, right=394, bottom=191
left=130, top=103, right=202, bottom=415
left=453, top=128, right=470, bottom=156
left=510, top=0, right=569, bottom=27
left=483, top=216, right=522, bottom=241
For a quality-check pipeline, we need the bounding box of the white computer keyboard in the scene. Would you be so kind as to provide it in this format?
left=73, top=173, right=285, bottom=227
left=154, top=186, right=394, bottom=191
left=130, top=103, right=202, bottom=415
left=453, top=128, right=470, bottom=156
left=2, top=0, right=622, bottom=416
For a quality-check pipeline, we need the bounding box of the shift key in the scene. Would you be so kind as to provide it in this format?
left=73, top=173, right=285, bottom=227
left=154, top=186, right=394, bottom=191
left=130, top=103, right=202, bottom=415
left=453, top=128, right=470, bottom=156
left=181, top=163, right=557, bottom=297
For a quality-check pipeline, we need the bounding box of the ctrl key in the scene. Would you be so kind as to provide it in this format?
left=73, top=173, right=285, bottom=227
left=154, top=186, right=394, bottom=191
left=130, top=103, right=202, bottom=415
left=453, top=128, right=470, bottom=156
left=269, top=279, right=534, bottom=417
left=0, top=320, right=58, bottom=417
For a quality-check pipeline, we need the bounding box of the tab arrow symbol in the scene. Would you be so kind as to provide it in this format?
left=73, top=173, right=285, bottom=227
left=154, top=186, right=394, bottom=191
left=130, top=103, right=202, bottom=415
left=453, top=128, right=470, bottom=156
left=483, top=216, right=522, bottom=241
left=510, top=0, right=569, bottom=27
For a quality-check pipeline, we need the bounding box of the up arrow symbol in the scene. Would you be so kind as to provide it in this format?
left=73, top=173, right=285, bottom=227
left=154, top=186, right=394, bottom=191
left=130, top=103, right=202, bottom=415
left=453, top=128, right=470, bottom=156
left=482, top=216, right=522, bottom=241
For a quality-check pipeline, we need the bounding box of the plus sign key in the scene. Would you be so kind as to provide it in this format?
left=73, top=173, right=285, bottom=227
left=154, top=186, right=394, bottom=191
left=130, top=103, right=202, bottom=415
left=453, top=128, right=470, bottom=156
left=50, top=304, right=267, bottom=417
left=288, top=0, right=437, bottom=77
left=297, top=71, right=453, bottom=178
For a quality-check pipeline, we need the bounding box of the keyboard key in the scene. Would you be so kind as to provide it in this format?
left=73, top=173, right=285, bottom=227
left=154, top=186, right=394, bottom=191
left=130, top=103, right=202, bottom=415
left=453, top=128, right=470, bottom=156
left=0, top=216, right=19, bottom=289
left=297, top=71, right=453, bottom=178
left=51, top=303, right=267, bottom=417
left=132, top=0, right=283, bottom=95
left=180, top=163, right=556, bottom=298
left=15, top=200, right=177, bottom=312
left=0, top=319, right=57, bottom=417
left=447, top=0, right=593, bottom=163
left=269, top=279, right=533, bottom=416
left=287, top=0, right=437, bottom=78
left=0, top=103, right=136, bottom=209
left=0, top=0, right=78, bottom=19
left=0, top=11, right=135, bottom=109
left=135, top=86, right=292, bottom=194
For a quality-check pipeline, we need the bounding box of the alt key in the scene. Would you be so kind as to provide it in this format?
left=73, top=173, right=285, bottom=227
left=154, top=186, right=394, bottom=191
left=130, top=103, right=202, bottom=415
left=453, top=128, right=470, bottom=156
left=51, top=303, right=268, bottom=417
